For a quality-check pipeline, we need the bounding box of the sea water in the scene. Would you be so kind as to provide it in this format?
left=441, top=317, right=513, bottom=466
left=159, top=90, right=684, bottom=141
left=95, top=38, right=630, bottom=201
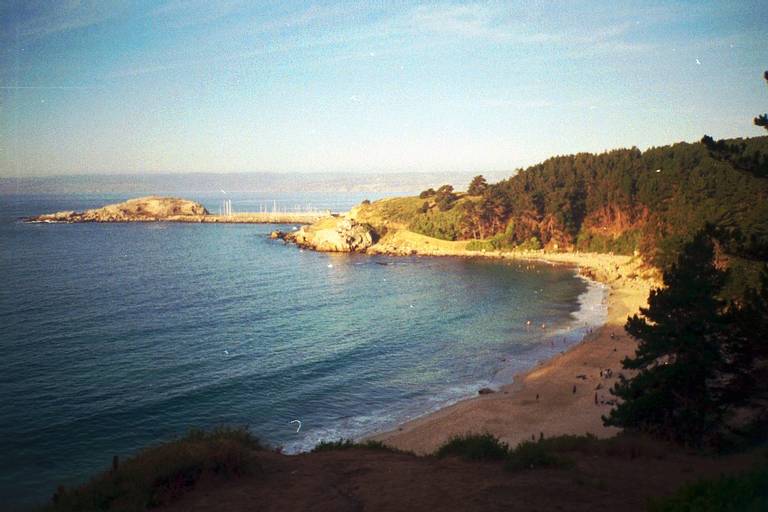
left=0, top=194, right=606, bottom=508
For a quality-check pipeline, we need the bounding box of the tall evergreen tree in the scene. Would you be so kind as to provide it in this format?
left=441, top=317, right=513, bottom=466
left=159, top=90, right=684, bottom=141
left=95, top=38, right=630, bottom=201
left=467, top=175, right=488, bottom=195
left=755, top=70, right=768, bottom=131
left=604, top=230, right=735, bottom=445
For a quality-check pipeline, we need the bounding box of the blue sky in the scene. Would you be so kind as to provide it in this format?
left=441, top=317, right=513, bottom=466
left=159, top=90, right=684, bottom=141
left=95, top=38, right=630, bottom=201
left=1, top=1, right=766, bottom=176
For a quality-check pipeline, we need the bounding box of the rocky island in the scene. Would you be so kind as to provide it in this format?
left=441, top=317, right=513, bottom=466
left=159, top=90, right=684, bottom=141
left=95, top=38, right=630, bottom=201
left=28, top=196, right=210, bottom=223
left=26, top=196, right=331, bottom=224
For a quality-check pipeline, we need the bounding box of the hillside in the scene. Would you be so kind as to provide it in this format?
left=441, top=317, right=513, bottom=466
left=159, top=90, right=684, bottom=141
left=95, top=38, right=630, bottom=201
left=297, top=136, right=768, bottom=297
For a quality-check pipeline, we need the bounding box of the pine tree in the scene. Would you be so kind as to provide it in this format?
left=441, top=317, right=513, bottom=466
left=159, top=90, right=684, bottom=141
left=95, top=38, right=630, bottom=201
left=604, top=230, right=734, bottom=445
left=468, top=175, right=488, bottom=195
left=755, top=70, right=768, bottom=131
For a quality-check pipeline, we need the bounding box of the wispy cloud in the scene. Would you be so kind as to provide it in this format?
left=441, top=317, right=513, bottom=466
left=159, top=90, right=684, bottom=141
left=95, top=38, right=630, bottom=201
left=107, top=2, right=661, bottom=80
left=149, top=0, right=245, bottom=30
left=396, top=3, right=639, bottom=48
left=2, top=1, right=128, bottom=41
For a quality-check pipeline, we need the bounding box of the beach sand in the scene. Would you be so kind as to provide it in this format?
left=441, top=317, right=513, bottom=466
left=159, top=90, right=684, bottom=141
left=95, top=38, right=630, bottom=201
left=370, top=248, right=660, bottom=455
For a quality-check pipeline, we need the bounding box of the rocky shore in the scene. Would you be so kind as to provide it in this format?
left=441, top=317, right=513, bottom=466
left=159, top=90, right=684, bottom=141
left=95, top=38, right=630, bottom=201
left=271, top=217, right=377, bottom=252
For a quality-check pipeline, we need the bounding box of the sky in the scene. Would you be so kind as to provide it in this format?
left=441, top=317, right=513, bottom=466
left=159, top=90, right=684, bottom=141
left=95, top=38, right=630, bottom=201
left=1, top=1, right=766, bottom=177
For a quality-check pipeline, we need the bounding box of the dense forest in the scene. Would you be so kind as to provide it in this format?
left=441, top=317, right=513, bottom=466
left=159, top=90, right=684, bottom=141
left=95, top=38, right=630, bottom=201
left=407, top=135, right=768, bottom=297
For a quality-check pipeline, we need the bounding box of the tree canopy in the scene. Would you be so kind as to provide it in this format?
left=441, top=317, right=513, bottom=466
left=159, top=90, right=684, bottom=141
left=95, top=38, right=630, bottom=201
left=604, top=231, right=767, bottom=446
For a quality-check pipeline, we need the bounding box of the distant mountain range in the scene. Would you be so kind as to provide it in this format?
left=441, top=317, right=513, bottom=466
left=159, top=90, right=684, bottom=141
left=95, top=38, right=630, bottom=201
left=0, top=171, right=513, bottom=196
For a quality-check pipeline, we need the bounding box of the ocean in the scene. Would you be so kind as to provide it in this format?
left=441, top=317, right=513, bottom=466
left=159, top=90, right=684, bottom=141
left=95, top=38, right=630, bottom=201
left=0, top=193, right=606, bottom=508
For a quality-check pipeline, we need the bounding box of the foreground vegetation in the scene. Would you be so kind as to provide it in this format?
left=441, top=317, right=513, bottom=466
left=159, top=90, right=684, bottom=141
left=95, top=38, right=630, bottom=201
left=649, top=464, right=768, bottom=512
left=434, top=432, right=675, bottom=471
left=43, top=427, right=262, bottom=512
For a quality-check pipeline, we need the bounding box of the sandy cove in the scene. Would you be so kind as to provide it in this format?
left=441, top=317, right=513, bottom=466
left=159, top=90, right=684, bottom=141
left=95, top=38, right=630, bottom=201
left=369, top=247, right=660, bottom=455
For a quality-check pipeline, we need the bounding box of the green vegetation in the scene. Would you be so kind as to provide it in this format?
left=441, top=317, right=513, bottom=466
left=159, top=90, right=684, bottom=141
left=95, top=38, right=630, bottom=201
left=378, top=139, right=768, bottom=297
left=575, top=228, right=641, bottom=255
left=754, top=70, right=767, bottom=132
left=435, top=433, right=609, bottom=470
left=409, top=204, right=465, bottom=240
left=419, top=187, right=436, bottom=199
left=311, top=439, right=407, bottom=454
left=434, top=184, right=458, bottom=211
left=504, top=439, right=575, bottom=471
left=369, top=133, right=768, bottom=286
left=477, top=137, right=768, bottom=281
left=44, top=427, right=262, bottom=512
left=436, top=433, right=509, bottom=461
left=649, top=464, right=768, bottom=512
left=605, top=232, right=768, bottom=446
left=467, top=175, right=488, bottom=195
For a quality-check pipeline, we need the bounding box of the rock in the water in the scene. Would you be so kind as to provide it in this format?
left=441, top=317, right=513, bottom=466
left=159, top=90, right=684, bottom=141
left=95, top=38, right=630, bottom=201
left=478, top=387, right=495, bottom=395
left=287, top=217, right=376, bottom=253
left=27, top=196, right=209, bottom=223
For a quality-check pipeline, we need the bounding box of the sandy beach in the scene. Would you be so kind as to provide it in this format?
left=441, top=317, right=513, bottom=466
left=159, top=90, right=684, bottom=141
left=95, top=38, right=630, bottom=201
left=370, top=246, right=660, bottom=454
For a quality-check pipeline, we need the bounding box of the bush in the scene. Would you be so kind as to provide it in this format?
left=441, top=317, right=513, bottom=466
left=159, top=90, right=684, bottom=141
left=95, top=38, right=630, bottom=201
left=649, top=465, right=768, bottom=512
left=434, top=184, right=457, bottom=211
left=312, top=439, right=356, bottom=452
left=465, top=232, right=515, bottom=252
left=466, top=240, right=495, bottom=251
left=436, top=433, right=509, bottom=461
left=576, top=229, right=641, bottom=254
left=311, top=439, right=406, bottom=454
left=505, top=439, right=574, bottom=471
left=409, top=206, right=465, bottom=240
left=516, top=236, right=541, bottom=251
left=419, top=188, right=436, bottom=199
left=47, top=427, right=262, bottom=512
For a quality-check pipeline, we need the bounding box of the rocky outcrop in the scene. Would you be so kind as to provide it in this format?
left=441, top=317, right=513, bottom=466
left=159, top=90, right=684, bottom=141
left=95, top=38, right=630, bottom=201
left=282, top=217, right=377, bottom=252
left=27, top=196, right=209, bottom=223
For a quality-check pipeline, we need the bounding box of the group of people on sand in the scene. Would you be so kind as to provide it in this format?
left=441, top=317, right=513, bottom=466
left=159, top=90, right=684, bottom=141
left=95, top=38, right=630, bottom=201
left=599, top=368, right=613, bottom=378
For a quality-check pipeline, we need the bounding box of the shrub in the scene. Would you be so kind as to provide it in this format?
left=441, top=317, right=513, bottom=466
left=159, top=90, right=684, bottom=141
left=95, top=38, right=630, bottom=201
left=516, top=236, right=541, bottom=251
left=466, top=240, right=495, bottom=251
left=465, top=233, right=515, bottom=252
left=649, top=465, right=768, bottom=512
left=575, top=229, right=641, bottom=255
left=505, top=439, right=574, bottom=471
left=409, top=206, right=465, bottom=240
left=47, top=427, right=262, bottom=512
left=434, top=184, right=458, bottom=211
left=419, top=188, right=436, bottom=199
left=311, top=439, right=406, bottom=454
left=436, top=433, right=509, bottom=461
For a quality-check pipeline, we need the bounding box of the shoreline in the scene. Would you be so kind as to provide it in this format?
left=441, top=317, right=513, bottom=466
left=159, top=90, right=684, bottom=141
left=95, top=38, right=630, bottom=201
left=366, top=248, right=659, bottom=454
